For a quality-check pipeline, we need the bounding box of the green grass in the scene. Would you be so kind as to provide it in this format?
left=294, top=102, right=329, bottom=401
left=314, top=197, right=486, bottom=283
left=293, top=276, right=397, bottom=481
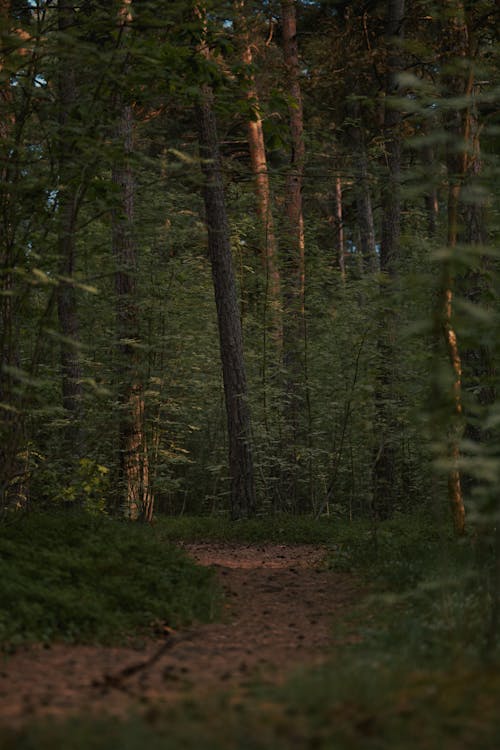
left=154, top=513, right=354, bottom=544
left=328, top=512, right=499, bottom=662
left=0, top=511, right=220, bottom=648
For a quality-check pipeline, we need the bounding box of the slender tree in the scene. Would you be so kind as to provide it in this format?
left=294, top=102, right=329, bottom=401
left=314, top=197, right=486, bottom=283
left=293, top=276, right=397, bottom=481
left=346, top=98, right=377, bottom=273
left=372, top=0, right=405, bottom=519
left=195, top=11, right=256, bottom=519
left=56, top=0, right=86, bottom=461
left=234, top=1, right=282, bottom=341
left=436, top=0, right=473, bottom=535
left=280, top=0, right=306, bottom=507
left=0, top=0, right=30, bottom=507
left=111, top=0, right=153, bottom=521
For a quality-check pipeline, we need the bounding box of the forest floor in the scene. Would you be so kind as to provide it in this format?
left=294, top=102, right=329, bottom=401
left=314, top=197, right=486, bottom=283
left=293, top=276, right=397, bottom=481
left=0, top=542, right=362, bottom=726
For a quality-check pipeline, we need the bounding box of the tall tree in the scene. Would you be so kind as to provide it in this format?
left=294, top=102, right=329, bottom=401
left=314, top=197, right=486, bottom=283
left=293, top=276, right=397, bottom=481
left=56, top=0, right=86, bottom=461
left=436, top=0, right=473, bottom=535
left=234, top=0, right=282, bottom=341
left=280, top=0, right=306, bottom=507
left=111, top=0, right=153, bottom=521
left=346, top=98, right=377, bottom=273
left=372, top=0, right=405, bottom=519
left=0, top=0, right=31, bottom=507
left=195, top=11, right=256, bottom=519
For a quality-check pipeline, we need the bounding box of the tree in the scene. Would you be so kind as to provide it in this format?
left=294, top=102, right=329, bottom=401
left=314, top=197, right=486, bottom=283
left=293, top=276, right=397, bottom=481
left=280, top=0, right=307, bottom=508
left=111, top=0, right=153, bottom=521
left=195, top=9, right=257, bottom=519
left=0, top=0, right=32, bottom=508
left=234, top=0, right=282, bottom=342
left=56, top=0, right=86, bottom=463
left=372, top=0, right=405, bottom=520
left=346, top=98, right=377, bottom=273
left=436, top=0, right=474, bottom=535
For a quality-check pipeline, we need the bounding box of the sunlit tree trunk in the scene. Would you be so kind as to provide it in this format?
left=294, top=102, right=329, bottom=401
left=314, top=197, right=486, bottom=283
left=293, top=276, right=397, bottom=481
left=235, top=1, right=282, bottom=341
left=112, top=0, right=153, bottom=522
left=280, top=0, right=306, bottom=508
left=196, top=88, right=257, bottom=519
left=372, top=0, right=404, bottom=520
left=195, top=8, right=256, bottom=519
left=437, top=0, right=474, bottom=535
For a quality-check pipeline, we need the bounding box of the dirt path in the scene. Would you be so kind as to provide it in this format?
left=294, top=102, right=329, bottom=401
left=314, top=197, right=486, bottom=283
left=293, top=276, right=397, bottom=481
left=0, top=543, right=362, bottom=725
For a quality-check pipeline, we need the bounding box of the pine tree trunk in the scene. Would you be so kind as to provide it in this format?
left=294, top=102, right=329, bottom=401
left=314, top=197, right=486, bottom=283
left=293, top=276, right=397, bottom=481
left=235, top=2, right=282, bottom=340
left=0, top=0, right=18, bottom=507
left=111, top=1, right=153, bottom=522
left=347, top=99, right=377, bottom=273
left=280, top=0, right=306, bottom=508
left=196, top=85, right=257, bottom=520
left=112, top=101, right=153, bottom=522
left=57, top=1, right=85, bottom=461
left=438, top=0, right=473, bottom=535
left=422, top=140, right=439, bottom=238
left=0, top=0, right=32, bottom=509
left=333, top=175, right=345, bottom=279
left=372, top=0, right=404, bottom=520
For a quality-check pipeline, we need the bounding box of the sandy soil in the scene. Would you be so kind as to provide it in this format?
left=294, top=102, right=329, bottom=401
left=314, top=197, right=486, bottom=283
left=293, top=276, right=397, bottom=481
left=0, top=543, right=362, bottom=725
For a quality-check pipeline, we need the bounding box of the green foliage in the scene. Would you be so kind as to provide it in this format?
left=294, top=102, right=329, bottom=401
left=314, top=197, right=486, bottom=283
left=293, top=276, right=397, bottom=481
left=0, top=512, right=220, bottom=648
left=330, top=513, right=499, bottom=663
left=155, top=513, right=341, bottom=544
left=55, top=459, right=110, bottom=513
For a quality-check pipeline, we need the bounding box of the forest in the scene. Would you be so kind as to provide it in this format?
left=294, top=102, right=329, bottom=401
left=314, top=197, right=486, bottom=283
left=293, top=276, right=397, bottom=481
left=0, top=0, right=499, bottom=747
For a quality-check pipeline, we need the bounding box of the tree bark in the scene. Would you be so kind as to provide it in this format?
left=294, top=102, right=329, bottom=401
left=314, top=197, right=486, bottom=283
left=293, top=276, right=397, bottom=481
left=235, top=2, right=282, bottom=340
left=372, top=0, right=404, bottom=520
left=280, top=0, right=306, bottom=508
left=347, top=99, right=377, bottom=273
left=111, top=0, right=153, bottom=522
left=57, top=0, right=85, bottom=461
left=333, top=174, right=345, bottom=279
left=437, top=0, right=472, bottom=535
left=196, top=85, right=257, bottom=519
left=0, top=1, right=33, bottom=509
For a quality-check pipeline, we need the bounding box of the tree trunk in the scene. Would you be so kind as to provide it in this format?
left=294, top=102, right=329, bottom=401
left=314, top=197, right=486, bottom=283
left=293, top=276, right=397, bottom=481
left=422, top=140, right=439, bottom=238
left=347, top=99, right=377, bottom=273
left=57, top=0, right=85, bottom=461
left=372, top=0, right=404, bottom=520
left=437, top=0, right=473, bottom=535
left=333, top=174, right=345, bottom=279
left=111, top=0, right=153, bottom=522
left=0, top=1, right=34, bottom=510
left=235, top=2, right=282, bottom=340
left=196, top=86, right=257, bottom=519
left=280, top=0, right=306, bottom=508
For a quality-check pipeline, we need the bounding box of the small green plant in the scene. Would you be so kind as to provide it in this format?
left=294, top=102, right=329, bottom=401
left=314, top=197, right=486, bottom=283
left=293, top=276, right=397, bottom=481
left=55, top=459, right=111, bottom=514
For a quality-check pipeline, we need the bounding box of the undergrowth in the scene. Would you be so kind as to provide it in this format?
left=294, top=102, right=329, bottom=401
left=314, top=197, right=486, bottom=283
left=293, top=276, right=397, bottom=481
left=154, top=513, right=343, bottom=544
left=329, top=512, right=499, bottom=663
left=0, top=511, right=220, bottom=648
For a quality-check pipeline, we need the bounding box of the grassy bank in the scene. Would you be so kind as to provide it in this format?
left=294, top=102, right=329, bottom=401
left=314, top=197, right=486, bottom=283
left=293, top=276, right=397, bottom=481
left=0, top=512, right=220, bottom=648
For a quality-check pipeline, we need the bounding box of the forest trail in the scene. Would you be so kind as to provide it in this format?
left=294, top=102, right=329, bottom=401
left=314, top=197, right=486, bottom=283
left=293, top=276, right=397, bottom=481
left=0, top=543, right=362, bottom=725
